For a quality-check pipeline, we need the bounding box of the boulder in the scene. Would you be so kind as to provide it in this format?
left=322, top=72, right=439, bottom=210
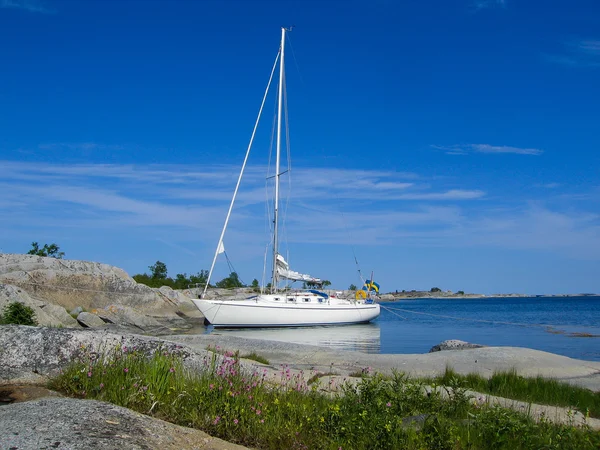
left=76, top=311, right=107, bottom=328
left=429, top=339, right=485, bottom=353
left=0, top=253, right=189, bottom=314
left=0, top=253, right=202, bottom=332
left=0, top=397, right=248, bottom=449
left=0, top=325, right=256, bottom=385
left=91, top=304, right=171, bottom=334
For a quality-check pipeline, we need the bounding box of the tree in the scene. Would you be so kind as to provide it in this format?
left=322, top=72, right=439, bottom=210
left=251, top=279, right=259, bottom=288
left=27, top=242, right=64, bottom=259
left=430, top=287, right=442, bottom=293
left=216, top=272, right=244, bottom=289
left=349, top=284, right=357, bottom=291
left=322, top=280, right=331, bottom=288
left=189, top=270, right=209, bottom=287
left=149, top=261, right=168, bottom=279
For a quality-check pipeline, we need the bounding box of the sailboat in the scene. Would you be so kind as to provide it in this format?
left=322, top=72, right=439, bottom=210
left=192, top=28, right=380, bottom=328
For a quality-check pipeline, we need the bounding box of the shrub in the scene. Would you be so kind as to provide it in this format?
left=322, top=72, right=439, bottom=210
left=0, top=302, right=38, bottom=326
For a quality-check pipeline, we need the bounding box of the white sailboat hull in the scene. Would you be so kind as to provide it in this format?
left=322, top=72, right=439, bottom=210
left=193, top=294, right=380, bottom=328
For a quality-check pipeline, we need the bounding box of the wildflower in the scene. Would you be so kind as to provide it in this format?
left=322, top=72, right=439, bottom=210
left=99, top=383, right=104, bottom=389
left=213, top=416, right=221, bottom=425
left=233, top=419, right=239, bottom=425
left=386, top=402, right=391, bottom=407
left=124, top=368, right=129, bottom=373
left=260, top=419, right=264, bottom=423
left=87, top=371, right=92, bottom=378
left=256, top=409, right=261, bottom=415
left=169, top=367, right=175, bottom=373
left=209, top=384, right=214, bottom=390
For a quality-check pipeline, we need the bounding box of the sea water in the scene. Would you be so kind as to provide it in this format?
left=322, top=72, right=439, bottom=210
left=205, top=296, right=600, bottom=361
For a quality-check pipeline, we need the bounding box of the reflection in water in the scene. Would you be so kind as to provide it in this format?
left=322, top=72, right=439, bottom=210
left=206, top=323, right=381, bottom=354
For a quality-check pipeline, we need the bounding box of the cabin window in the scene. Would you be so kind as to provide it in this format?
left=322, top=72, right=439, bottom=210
left=318, top=298, right=324, bottom=303
left=274, top=297, right=280, bottom=301
left=303, top=298, right=310, bottom=302
left=287, top=297, right=295, bottom=302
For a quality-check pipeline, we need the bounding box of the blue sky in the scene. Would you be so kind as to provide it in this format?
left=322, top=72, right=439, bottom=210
left=1, top=0, right=599, bottom=294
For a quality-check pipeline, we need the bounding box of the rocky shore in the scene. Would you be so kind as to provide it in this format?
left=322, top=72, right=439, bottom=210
left=1, top=253, right=600, bottom=448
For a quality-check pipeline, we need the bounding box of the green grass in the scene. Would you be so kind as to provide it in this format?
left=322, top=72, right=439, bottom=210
left=428, top=367, right=600, bottom=419
left=48, top=345, right=600, bottom=449
left=241, top=352, right=270, bottom=365
left=307, top=371, right=339, bottom=385
left=206, top=344, right=270, bottom=365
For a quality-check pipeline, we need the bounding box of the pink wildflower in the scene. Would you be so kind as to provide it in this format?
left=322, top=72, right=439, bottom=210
left=213, top=416, right=221, bottom=425
left=233, top=419, right=239, bottom=425
left=169, top=367, right=175, bottom=373
left=124, top=368, right=129, bottom=373
left=386, top=402, right=391, bottom=407
left=87, top=371, right=92, bottom=378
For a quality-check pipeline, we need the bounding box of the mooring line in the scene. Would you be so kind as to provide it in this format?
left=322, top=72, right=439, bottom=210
left=379, top=305, right=408, bottom=320
left=380, top=304, right=552, bottom=329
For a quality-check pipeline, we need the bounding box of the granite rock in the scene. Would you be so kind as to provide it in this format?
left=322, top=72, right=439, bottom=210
left=76, top=311, right=108, bottom=328
left=429, top=339, right=485, bottom=353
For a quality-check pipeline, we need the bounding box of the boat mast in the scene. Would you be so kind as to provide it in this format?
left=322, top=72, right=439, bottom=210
left=272, top=27, right=286, bottom=293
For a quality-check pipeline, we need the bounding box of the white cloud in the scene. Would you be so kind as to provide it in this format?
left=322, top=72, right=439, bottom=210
left=38, top=142, right=123, bottom=151
left=2, top=161, right=598, bottom=271
left=394, top=190, right=485, bottom=200
left=545, top=39, right=600, bottom=67
left=464, top=206, right=600, bottom=259
left=433, top=143, right=543, bottom=156
left=0, top=0, right=53, bottom=13
left=578, top=40, right=600, bottom=56
left=473, top=0, right=506, bottom=10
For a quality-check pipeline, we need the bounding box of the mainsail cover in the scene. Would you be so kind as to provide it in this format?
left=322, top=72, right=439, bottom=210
left=276, top=254, right=322, bottom=283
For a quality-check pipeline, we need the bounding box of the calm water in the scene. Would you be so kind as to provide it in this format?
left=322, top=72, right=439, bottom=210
left=205, top=296, right=600, bottom=361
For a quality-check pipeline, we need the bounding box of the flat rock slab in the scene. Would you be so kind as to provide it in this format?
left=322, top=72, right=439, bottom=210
left=168, top=334, right=600, bottom=391
left=0, top=397, right=248, bottom=450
